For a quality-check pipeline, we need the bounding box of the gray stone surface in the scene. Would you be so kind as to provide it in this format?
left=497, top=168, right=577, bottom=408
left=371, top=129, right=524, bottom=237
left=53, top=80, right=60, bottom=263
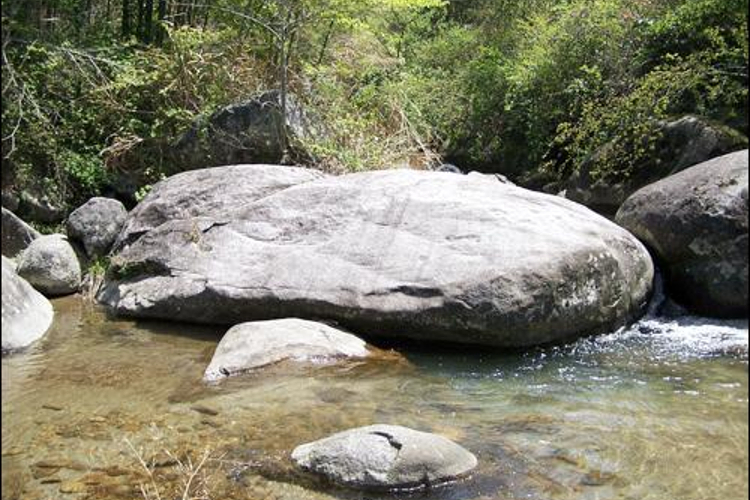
left=291, top=425, right=477, bottom=490
left=172, top=90, right=312, bottom=169
left=204, top=318, right=369, bottom=381
left=2, top=207, right=40, bottom=258
left=17, top=188, right=66, bottom=224
left=112, top=164, right=327, bottom=252
left=66, top=197, right=128, bottom=258
left=2, top=256, right=54, bottom=353
left=616, top=150, right=748, bottom=317
left=17, top=234, right=82, bottom=296
left=99, top=166, right=653, bottom=347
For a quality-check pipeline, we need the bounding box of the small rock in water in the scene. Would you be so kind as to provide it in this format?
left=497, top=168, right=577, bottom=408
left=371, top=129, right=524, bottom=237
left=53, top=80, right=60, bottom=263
left=203, top=319, right=370, bottom=381
left=291, top=424, right=477, bottom=491
left=191, top=404, right=220, bottom=416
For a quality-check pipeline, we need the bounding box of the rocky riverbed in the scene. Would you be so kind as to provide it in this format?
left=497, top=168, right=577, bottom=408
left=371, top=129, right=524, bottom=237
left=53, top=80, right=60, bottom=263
left=1, top=295, right=746, bottom=500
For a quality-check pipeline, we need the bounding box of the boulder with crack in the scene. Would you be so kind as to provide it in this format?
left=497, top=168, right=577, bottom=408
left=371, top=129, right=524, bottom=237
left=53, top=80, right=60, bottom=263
left=291, top=425, right=478, bottom=491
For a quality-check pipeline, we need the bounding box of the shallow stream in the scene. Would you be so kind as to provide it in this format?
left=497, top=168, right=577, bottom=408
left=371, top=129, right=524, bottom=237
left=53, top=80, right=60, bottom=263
left=2, top=296, right=748, bottom=500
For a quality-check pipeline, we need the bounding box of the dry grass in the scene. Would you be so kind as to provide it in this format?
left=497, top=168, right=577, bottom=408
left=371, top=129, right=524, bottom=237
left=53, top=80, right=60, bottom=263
left=124, top=438, right=220, bottom=500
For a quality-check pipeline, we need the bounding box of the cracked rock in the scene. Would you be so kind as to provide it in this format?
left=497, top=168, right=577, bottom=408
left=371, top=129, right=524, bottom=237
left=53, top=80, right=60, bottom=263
left=291, top=424, right=477, bottom=491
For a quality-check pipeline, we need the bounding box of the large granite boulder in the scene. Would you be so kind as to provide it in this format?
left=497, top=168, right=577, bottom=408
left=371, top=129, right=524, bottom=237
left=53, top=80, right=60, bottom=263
left=66, top=197, right=128, bottom=258
left=2, top=207, right=40, bottom=258
left=99, top=165, right=653, bottom=347
left=616, top=150, right=748, bottom=317
left=17, top=234, right=82, bottom=296
left=204, top=319, right=369, bottom=381
left=291, top=425, right=477, bottom=490
left=171, top=90, right=312, bottom=170
left=2, top=256, right=54, bottom=353
left=563, top=116, right=748, bottom=215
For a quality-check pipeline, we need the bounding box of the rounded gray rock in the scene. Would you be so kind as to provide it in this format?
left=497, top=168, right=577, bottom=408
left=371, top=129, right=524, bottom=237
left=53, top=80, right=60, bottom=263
left=66, top=197, right=128, bottom=258
left=291, top=425, right=478, bottom=491
left=204, top=318, right=369, bottom=381
left=2, top=256, right=54, bottom=353
left=616, top=150, right=748, bottom=317
left=99, top=166, right=653, bottom=347
left=17, top=234, right=82, bottom=296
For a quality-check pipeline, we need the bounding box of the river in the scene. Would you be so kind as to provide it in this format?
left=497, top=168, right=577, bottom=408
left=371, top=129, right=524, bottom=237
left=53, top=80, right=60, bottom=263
left=2, top=294, right=747, bottom=500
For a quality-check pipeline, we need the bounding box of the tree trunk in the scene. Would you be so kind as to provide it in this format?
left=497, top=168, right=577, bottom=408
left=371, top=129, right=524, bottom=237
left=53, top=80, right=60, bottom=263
left=202, top=0, right=211, bottom=30
left=122, top=0, right=131, bottom=38
left=316, top=19, right=335, bottom=66
left=144, top=0, right=154, bottom=43
left=156, top=0, right=167, bottom=44
left=136, top=0, right=144, bottom=40
left=279, top=36, right=289, bottom=162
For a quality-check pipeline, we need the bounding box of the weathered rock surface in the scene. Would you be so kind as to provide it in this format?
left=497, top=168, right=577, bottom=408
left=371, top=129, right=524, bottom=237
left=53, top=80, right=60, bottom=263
left=17, top=188, right=66, bottom=224
left=66, top=197, right=128, bottom=258
left=204, top=318, right=369, bottom=381
left=564, top=116, right=748, bottom=215
left=616, top=150, right=748, bottom=317
left=112, top=164, right=327, bottom=252
left=2, top=207, right=40, bottom=258
left=2, top=256, right=54, bottom=353
left=291, top=425, right=477, bottom=490
left=17, top=234, right=82, bottom=296
left=100, top=166, right=653, bottom=347
left=172, top=90, right=311, bottom=170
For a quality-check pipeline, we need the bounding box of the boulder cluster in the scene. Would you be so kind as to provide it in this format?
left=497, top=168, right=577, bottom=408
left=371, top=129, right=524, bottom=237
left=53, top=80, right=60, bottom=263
left=2, top=149, right=746, bottom=493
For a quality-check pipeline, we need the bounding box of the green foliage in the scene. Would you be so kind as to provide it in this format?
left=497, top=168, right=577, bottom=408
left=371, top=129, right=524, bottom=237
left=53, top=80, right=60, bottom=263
left=88, top=256, right=111, bottom=278
left=2, top=0, right=747, bottom=213
left=543, top=0, right=748, bottom=182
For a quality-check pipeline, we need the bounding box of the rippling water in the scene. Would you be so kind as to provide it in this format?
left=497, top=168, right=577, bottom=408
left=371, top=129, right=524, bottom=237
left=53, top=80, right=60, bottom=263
left=2, top=296, right=747, bottom=500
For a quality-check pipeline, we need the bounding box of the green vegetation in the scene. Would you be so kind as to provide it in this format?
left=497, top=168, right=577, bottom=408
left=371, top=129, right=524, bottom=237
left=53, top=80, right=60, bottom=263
left=2, top=0, right=747, bottom=212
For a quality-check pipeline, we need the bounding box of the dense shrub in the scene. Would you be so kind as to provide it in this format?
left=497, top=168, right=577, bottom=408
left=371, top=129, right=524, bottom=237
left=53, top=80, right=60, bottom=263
left=2, top=0, right=747, bottom=211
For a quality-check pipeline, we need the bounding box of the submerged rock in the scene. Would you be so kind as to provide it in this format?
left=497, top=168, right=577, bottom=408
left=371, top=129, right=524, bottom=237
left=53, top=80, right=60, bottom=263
left=17, top=234, right=82, bottom=296
left=2, top=207, right=40, bottom=258
left=66, top=197, right=128, bottom=258
left=616, top=150, right=748, bottom=317
left=100, top=166, right=653, bottom=348
left=204, top=319, right=369, bottom=381
left=2, top=256, right=54, bottom=353
left=291, top=424, right=477, bottom=490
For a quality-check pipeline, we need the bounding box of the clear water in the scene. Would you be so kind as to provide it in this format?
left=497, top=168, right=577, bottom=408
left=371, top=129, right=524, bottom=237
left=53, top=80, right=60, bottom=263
left=2, top=296, right=747, bottom=500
